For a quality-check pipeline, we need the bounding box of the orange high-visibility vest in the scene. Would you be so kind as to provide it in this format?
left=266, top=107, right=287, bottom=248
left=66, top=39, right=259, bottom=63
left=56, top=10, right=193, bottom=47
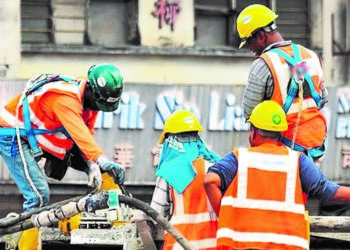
left=217, top=145, right=308, bottom=250
left=163, top=158, right=218, bottom=250
left=260, top=44, right=326, bottom=150
left=0, top=79, right=97, bottom=159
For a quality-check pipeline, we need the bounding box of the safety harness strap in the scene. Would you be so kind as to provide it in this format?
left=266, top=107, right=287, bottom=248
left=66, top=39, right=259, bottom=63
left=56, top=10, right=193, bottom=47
left=270, top=43, right=322, bottom=113
left=22, top=95, right=43, bottom=157
left=0, top=74, right=76, bottom=157
left=282, top=136, right=327, bottom=159
left=0, top=127, right=67, bottom=137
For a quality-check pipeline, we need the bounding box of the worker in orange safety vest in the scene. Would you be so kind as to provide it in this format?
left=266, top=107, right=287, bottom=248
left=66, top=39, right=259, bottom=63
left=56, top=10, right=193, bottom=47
left=238, top=4, right=328, bottom=162
left=0, top=64, right=126, bottom=249
left=150, top=110, right=220, bottom=250
left=205, top=100, right=350, bottom=250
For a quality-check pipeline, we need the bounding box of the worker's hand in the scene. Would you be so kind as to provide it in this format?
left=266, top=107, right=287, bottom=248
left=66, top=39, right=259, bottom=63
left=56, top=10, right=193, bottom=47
left=87, top=161, right=102, bottom=190
left=96, top=156, right=125, bottom=184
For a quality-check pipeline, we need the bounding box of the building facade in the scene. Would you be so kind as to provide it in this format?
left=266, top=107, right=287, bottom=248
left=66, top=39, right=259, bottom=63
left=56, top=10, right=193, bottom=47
left=1, top=0, right=350, bottom=211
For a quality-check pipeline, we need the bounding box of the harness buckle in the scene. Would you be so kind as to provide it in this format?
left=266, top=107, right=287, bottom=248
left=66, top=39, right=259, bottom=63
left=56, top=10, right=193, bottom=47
left=31, top=148, right=43, bottom=158
left=292, top=61, right=307, bottom=82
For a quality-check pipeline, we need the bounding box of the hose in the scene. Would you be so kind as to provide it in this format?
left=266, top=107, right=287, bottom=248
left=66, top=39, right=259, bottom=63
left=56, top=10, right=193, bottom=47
left=15, top=85, right=44, bottom=208
left=0, top=195, right=85, bottom=228
left=0, top=192, right=196, bottom=250
left=119, top=195, right=196, bottom=250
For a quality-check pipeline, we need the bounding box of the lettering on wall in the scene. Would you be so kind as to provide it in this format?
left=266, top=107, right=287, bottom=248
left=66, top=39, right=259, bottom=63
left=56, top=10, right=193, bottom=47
left=151, top=0, right=181, bottom=31
left=94, top=90, right=249, bottom=132
left=154, top=91, right=200, bottom=130
left=95, top=92, right=145, bottom=130
left=151, top=144, right=162, bottom=167
left=341, top=145, right=350, bottom=168
left=336, top=89, right=350, bottom=138
left=113, top=144, right=134, bottom=169
left=208, top=92, right=249, bottom=131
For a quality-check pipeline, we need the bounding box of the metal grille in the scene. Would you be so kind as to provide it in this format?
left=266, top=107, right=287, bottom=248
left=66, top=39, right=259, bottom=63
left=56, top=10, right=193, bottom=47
left=276, top=0, right=310, bottom=47
left=21, top=0, right=53, bottom=44
left=194, top=0, right=234, bottom=47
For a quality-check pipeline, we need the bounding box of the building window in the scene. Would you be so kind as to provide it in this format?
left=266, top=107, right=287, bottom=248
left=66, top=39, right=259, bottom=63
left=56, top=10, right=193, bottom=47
left=21, top=0, right=53, bottom=44
left=235, top=0, right=310, bottom=48
left=274, top=1, right=310, bottom=47
left=194, top=0, right=310, bottom=49
left=21, top=0, right=139, bottom=46
left=87, top=0, right=139, bottom=47
left=194, top=0, right=235, bottom=47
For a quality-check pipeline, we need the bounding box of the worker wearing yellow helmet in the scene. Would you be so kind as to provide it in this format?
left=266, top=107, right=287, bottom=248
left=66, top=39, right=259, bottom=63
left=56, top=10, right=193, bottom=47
left=205, top=100, right=350, bottom=250
left=238, top=4, right=328, bottom=162
left=237, top=4, right=278, bottom=49
left=150, top=109, right=220, bottom=250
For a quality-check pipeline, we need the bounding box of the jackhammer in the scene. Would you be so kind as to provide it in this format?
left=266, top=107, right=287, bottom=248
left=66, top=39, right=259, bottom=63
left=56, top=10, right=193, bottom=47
left=0, top=184, right=196, bottom=250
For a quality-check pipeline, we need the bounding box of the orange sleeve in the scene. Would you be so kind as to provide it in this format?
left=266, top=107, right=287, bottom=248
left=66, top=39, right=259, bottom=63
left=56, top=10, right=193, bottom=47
left=41, top=92, right=104, bottom=161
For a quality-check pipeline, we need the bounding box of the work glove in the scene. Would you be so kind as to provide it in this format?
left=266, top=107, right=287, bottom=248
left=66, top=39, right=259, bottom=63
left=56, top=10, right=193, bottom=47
left=87, top=160, right=102, bottom=191
left=96, top=155, right=125, bottom=184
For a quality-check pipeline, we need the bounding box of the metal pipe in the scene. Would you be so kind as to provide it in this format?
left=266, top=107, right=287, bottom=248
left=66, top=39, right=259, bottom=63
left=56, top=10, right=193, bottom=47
left=0, top=192, right=196, bottom=250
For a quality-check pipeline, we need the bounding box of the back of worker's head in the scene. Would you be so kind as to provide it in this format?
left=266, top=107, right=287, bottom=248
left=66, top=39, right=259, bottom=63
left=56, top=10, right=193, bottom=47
left=87, top=64, right=124, bottom=112
left=159, top=109, right=203, bottom=144
left=237, top=4, right=278, bottom=48
left=248, top=100, right=287, bottom=139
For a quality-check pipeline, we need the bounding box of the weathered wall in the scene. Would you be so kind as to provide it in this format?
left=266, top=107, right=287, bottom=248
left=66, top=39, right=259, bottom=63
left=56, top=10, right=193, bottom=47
left=0, top=0, right=20, bottom=78
left=1, top=80, right=350, bottom=186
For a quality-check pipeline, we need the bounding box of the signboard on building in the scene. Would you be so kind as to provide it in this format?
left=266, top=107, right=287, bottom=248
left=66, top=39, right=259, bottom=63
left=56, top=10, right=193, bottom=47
left=0, top=81, right=349, bottom=186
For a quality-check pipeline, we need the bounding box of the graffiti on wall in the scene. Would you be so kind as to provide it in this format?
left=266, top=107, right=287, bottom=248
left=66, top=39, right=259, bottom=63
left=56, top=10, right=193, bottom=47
left=151, top=0, right=181, bottom=31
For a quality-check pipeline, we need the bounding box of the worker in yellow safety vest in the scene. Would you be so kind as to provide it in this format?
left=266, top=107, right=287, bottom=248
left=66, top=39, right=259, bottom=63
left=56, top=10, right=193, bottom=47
left=205, top=100, right=350, bottom=250
left=151, top=109, right=220, bottom=250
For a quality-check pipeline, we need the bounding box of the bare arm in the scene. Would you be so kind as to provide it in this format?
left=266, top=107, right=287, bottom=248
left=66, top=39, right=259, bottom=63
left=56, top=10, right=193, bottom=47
left=204, top=172, right=223, bottom=216
left=331, top=186, right=350, bottom=203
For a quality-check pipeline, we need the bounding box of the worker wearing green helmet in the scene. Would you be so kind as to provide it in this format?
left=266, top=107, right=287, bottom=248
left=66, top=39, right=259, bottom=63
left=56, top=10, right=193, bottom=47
left=0, top=63, right=126, bottom=248
left=87, top=64, right=124, bottom=112
left=0, top=63, right=126, bottom=212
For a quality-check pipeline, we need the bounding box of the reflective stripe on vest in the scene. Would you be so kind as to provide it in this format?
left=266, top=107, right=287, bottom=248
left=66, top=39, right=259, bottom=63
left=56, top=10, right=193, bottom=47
left=217, top=228, right=309, bottom=250
left=217, top=147, right=308, bottom=250
left=261, top=44, right=326, bottom=151
left=163, top=158, right=217, bottom=250
left=223, top=148, right=304, bottom=214
left=170, top=211, right=217, bottom=225
left=261, top=44, right=323, bottom=115
left=270, top=43, right=322, bottom=112
left=171, top=238, right=217, bottom=250
left=1, top=80, right=82, bottom=159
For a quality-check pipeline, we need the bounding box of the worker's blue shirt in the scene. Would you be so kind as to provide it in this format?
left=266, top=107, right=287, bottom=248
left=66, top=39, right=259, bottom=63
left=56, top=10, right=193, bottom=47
left=208, top=151, right=339, bottom=204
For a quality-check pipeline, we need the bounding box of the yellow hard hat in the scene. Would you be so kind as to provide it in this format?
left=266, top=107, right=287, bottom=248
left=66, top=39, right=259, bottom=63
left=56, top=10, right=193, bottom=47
left=248, top=100, right=288, bottom=132
left=237, top=4, right=278, bottom=48
left=159, top=110, right=203, bottom=144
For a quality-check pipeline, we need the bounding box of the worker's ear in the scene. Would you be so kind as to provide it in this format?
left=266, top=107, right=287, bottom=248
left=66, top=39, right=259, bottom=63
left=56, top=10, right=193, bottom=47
left=255, top=31, right=265, bottom=42
left=83, top=82, right=99, bottom=111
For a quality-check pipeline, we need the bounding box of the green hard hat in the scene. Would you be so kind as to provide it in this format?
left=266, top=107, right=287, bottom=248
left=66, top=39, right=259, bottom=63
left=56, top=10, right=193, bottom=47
left=87, top=64, right=124, bottom=112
